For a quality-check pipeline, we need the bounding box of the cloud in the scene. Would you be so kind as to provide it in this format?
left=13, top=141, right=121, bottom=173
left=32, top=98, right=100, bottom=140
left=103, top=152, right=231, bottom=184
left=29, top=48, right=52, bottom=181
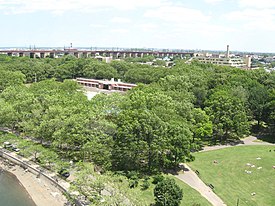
left=204, top=0, right=224, bottom=4
left=238, top=0, right=275, bottom=9
left=143, top=5, right=235, bottom=40
left=111, top=17, right=131, bottom=23
left=144, top=6, right=210, bottom=23
left=111, top=29, right=129, bottom=34
left=89, top=24, right=107, bottom=28
left=138, top=23, right=158, bottom=32
left=0, top=0, right=169, bottom=14
left=225, top=8, right=275, bottom=31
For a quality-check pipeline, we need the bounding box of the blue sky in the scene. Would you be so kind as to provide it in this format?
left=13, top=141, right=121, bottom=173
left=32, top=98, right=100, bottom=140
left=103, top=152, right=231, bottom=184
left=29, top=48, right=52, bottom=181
left=0, top=0, right=274, bottom=52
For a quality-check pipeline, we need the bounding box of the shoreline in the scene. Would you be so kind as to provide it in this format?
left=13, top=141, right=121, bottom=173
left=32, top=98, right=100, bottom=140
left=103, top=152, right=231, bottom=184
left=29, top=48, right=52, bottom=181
left=1, top=169, right=36, bottom=206
left=0, top=159, right=67, bottom=206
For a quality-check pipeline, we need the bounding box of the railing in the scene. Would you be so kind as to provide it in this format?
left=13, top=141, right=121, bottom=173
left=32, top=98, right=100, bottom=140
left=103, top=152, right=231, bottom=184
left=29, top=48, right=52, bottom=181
left=0, top=148, right=83, bottom=206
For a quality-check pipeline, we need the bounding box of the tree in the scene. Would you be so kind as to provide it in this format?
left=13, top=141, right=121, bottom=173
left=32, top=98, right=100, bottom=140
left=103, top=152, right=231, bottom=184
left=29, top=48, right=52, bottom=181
left=205, top=88, right=250, bottom=142
left=38, top=149, right=59, bottom=169
left=110, top=61, right=133, bottom=77
left=113, top=109, right=167, bottom=173
left=83, top=61, right=118, bottom=79
left=154, top=177, right=183, bottom=206
left=0, top=69, right=25, bottom=92
left=191, top=108, right=213, bottom=141
left=82, top=133, right=113, bottom=171
left=0, top=100, right=18, bottom=128
left=266, top=89, right=275, bottom=135
left=190, top=108, right=213, bottom=150
left=164, top=123, right=193, bottom=168
left=248, top=82, right=269, bottom=126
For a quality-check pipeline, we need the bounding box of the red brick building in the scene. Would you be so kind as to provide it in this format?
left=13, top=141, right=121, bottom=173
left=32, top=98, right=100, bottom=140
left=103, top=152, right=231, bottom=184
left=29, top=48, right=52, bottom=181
left=76, top=78, right=137, bottom=91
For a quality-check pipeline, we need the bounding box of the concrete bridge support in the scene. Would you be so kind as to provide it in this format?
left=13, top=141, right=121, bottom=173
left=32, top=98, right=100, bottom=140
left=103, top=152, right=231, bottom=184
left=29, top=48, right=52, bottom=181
left=50, top=53, right=55, bottom=58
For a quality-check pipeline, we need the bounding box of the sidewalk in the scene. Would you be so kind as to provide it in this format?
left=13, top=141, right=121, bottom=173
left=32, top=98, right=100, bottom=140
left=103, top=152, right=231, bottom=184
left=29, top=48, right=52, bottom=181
left=175, top=164, right=226, bottom=206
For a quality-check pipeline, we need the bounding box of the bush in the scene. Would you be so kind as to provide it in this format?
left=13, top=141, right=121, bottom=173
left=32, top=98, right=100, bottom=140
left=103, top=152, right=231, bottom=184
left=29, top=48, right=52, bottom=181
left=141, top=179, right=150, bottom=190
left=152, top=174, right=164, bottom=184
left=154, top=177, right=183, bottom=206
left=114, top=171, right=126, bottom=176
left=126, top=171, right=140, bottom=180
left=129, top=179, right=139, bottom=188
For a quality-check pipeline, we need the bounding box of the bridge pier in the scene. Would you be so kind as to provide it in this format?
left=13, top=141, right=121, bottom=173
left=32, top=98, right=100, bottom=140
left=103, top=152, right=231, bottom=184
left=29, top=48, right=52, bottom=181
left=74, top=52, right=79, bottom=58
left=50, top=52, right=55, bottom=58
left=82, top=52, right=88, bottom=58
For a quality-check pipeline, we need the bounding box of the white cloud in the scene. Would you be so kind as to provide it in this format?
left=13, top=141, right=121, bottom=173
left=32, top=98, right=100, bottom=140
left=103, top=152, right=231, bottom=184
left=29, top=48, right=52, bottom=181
left=226, top=9, right=275, bottom=21
left=238, top=0, right=275, bottom=9
left=111, top=29, right=129, bottom=34
left=111, top=17, right=131, bottom=23
left=0, top=0, right=169, bottom=14
left=226, top=9, right=275, bottom=31
left=204, top=0, right=224, bottom=4
left=143, top=5, right=235, bottom=41
left=144, top=6, right=210, bottom=23
left=138, top=23, right=158, bottom=32
left=89, top=24, right=107, bottom=28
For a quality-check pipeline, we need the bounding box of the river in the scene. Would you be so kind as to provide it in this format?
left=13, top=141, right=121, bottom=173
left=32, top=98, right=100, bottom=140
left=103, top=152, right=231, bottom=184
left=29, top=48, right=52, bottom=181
left=0, top=169, right=36, bottom=206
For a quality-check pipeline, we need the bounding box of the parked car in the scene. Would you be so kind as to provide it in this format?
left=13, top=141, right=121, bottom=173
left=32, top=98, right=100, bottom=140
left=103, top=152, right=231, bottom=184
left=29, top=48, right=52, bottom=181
left=12, top=147, right=20, bottom=152
left=58, top=168, right=70, bottom=178
left=3, top=142, right=12, bottom=149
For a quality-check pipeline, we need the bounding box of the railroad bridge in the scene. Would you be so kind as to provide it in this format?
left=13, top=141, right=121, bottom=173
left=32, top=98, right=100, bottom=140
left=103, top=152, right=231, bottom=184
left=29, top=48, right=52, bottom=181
left=0, top=49, right=195, bottom=59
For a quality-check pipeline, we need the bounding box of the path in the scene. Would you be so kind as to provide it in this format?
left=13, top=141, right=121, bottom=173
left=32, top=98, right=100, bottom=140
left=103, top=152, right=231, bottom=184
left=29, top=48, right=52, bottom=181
left=175, top=164, right=226, bottom=206
left=0, top=148, right=81, bottom=206
left=174, top=136, right=275, bottom=206
left=203, top=136, right=275, bottom=152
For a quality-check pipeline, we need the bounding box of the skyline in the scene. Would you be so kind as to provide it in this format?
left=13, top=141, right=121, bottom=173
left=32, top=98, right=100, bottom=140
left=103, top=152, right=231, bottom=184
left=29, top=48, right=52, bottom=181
left=0, top=0, right=275, bottom=53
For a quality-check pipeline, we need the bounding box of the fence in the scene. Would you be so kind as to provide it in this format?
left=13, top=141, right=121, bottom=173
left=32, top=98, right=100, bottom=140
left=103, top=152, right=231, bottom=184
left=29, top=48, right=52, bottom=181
left=0, top=148, right=83, bottom=206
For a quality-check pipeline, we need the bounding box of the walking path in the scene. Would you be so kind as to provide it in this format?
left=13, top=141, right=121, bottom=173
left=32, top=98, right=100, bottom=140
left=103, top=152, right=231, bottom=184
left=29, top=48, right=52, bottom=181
left=0, top=148, right=82, bottom=206
left=175, top=164, right=226, bottom=206
left=203, top=136, right=274, bottom=152
left=174, top=136, right=275, bottom=206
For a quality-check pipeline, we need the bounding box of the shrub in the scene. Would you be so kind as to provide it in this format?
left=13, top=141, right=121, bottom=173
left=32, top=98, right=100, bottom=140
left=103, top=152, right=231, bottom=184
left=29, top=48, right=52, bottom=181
left=152, top=174, right=164, bottom=184
left=154, top=177, right=183, bottom=206
left=129, top=179, right=139, bottom=188
left=141, top=179, right=150, bottom=190
left=126, top=171, right=140, bottom=180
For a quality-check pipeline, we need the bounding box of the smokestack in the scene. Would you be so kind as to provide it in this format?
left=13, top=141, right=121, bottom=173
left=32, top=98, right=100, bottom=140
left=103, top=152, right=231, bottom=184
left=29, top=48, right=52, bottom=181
left=226, top=45, right=230, bottom=58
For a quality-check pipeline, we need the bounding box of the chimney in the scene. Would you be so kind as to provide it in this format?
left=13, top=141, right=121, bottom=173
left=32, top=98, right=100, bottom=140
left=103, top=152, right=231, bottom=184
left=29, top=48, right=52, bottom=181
left=226, top=45, right=230, bottom=58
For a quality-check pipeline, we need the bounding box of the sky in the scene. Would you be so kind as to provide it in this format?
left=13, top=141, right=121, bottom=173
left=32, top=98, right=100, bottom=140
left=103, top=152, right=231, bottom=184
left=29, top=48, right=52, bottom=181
left=0, top=0, right=274, bottom=53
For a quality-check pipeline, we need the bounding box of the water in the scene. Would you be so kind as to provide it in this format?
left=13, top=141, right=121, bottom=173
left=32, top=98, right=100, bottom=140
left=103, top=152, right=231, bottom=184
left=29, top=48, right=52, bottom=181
left=0, top=170, right=36, bottom=206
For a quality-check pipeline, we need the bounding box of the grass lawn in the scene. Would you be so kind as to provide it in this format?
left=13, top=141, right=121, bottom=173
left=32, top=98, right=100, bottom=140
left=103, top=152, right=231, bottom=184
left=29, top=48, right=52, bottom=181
left=188, top=146, right=275, bottom=206
left=132, top=175, right=212, bottom=206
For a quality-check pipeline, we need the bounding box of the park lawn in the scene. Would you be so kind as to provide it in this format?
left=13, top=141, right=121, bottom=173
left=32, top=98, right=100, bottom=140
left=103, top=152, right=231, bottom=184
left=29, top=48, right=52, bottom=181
left=132, top=175, right=212, bottom=206
left=188, top=145, right=275, bottom=206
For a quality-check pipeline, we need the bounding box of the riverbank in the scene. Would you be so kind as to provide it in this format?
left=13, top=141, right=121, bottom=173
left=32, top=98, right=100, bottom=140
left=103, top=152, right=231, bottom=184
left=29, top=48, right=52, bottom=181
left=0, top=159, right=67, bottom=206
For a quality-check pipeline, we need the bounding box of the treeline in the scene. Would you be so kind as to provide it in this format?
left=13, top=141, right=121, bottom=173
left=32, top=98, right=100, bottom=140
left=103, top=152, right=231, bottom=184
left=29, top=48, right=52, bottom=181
left=0, top=55, right=274, bottom=175
left=0, top=54, right=169, bottom=84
